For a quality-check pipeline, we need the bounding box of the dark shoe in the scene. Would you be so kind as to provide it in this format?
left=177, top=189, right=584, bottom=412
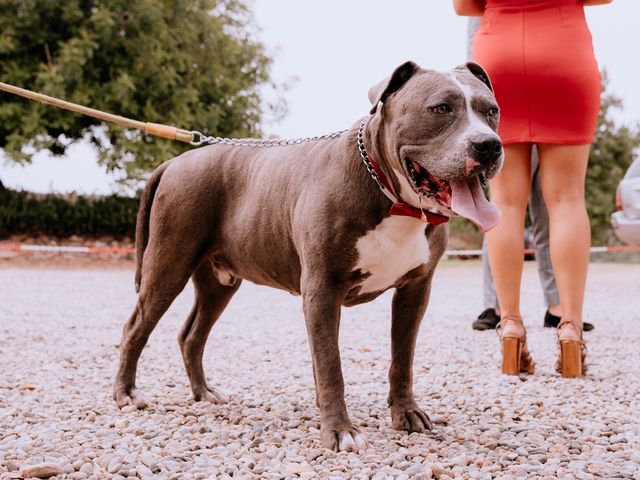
left=544, top=310, right=594, bottom=331
left=473, top=308, right=500, bottom=331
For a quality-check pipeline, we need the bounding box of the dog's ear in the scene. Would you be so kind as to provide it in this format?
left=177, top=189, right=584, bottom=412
left=463, top=61, right=493, bottom=93
left=368, top=61, right=420, bottom=114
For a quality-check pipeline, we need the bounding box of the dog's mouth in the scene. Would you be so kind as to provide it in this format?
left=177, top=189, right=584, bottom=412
left=405, top=159, right=500, bottom=232
left=406, top=160, right=452, bottom=208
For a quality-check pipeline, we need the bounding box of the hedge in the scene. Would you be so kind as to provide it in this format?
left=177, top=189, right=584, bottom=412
left=0, top=181, right=138, bottom=239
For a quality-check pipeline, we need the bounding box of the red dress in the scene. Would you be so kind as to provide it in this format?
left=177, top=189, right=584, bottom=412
left=472, top=0, right=601, bottom=145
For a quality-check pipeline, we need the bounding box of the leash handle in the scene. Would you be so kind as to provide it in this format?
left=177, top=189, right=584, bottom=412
left=0, top=81, right=194, bottom=144
left=144, top=123, right=194, bottom=143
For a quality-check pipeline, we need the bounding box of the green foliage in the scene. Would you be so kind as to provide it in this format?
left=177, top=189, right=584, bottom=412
left=0, top=183, right=138, bottom=238
left=587, top=72, right=640, bottom=244
left=0, top=0, right=278, bottom=180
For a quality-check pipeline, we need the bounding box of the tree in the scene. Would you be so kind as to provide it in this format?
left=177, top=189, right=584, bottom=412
left=587, top=72, right=640, bottom=244
left=0, top=0, right=280, bottom=180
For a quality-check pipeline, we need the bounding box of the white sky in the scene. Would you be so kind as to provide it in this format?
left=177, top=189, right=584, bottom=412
left=2, top=0, right=638, bottom=194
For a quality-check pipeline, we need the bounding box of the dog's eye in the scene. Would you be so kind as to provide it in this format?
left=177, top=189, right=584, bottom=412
left=430, top=104, right=451, bottom=114
left=487, top=107, right=499, bottom=117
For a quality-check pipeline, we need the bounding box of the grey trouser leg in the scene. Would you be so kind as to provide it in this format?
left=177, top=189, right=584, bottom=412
left=481, top=146, right=560, bottom=311
left=529, top=146, right=560, bottom=307
left=482, top=235, right=498, bottom=310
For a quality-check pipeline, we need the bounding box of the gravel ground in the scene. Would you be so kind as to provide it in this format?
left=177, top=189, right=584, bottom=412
left=1, top=260, right=639, bottom=480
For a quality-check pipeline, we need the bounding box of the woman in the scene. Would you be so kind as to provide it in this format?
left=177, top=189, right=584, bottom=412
left=452, top=0, right=612, bottom=377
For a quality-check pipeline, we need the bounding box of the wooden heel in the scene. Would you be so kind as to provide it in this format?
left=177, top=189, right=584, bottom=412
left=502, top=337, right=521, bottom=376
left=560, top=340, right=582, bottom=378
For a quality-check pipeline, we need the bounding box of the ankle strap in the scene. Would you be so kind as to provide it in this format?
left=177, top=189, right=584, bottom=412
left=558, top=318, right=584, bottom=342
left=497, top=314, right=523, bottom=330
left=558, top=318, right=582, bottom=330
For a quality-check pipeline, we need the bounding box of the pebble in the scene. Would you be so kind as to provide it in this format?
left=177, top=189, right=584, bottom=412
left=18, top=463, right=62, bottom=479
left=67, top=473, right=88, bottom=480
left=4, top=462, right=20, bottom=472
left=107, top=456, right=123, bottom=473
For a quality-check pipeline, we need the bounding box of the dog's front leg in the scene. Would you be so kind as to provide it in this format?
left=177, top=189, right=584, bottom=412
left=302, top=284, right=366, bottom=453
left=388, top=276, right=434, bottom=433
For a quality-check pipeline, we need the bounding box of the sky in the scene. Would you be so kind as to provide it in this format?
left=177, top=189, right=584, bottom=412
left=2, top=0, right=638, bottom=194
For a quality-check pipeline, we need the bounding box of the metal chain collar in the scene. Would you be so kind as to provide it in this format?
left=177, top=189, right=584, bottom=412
left=357, top=119, right=399, bottom=203
left=357, top=119, right=440, bottom=220
left=190, top=128, right=348, bottom=147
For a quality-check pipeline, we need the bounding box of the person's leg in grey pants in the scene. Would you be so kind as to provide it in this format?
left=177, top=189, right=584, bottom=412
left=528, top=149, right=560, bottom=312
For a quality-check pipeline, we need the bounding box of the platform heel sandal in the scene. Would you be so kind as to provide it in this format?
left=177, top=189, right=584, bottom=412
left=556, top=319, right=587, bottom=378
left=497, top=315, right=535, bottom=376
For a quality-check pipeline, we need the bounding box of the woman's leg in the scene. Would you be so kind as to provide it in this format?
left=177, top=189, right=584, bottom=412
left=487, top=143, right=532, bottom=330
left=537, top=143, right=591, bottom=338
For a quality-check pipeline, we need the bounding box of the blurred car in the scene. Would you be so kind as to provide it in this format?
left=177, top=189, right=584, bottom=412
left=611, top=157, right=640, bottom=245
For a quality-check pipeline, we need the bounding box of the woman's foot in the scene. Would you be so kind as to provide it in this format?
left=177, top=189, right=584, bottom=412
left=556, top=319, right=587, bottom=377
left=497, top=315, right=535, bottom=375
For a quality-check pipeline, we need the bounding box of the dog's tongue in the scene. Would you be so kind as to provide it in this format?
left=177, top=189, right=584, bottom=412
left=450, top=176, right=500, bottom=232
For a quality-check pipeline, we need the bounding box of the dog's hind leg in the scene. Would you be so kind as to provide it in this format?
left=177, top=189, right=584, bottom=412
left=113, top=239, right=198, bottom=409
left=178, top=260, right=241, bottom=404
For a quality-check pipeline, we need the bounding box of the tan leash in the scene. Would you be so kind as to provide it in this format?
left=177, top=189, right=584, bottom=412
left=0, top=81, right=350, bottom=148
left=0, top=81, right=195, bottom=143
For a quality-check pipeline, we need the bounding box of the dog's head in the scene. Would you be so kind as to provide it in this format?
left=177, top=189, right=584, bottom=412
left=368, top=61, right=503, bottom=231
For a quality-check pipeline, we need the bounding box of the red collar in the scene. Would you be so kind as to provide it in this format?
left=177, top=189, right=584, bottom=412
left=367, top=155, right=449, bottom=225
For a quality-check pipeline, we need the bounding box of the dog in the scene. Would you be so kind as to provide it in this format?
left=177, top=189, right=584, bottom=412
left=113, top=61, right=503, bottom=452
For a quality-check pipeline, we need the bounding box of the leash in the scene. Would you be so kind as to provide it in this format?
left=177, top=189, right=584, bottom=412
left=0, top=81, right=349, bottom=147
left=0, top=81, right=199, bottom=144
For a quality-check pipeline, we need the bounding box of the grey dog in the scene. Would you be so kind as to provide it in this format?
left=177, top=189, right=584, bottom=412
left=113, top=61, right=503, bottom=452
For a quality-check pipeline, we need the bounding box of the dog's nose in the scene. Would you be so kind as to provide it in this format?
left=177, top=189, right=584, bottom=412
left=470, top=135, right=503, bottom=164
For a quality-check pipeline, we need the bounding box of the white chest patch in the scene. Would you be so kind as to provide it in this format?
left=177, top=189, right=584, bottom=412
left=354, top=216, right=430, bottom=294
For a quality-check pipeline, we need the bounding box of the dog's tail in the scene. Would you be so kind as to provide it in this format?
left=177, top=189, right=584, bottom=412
left=135, top=161, right=170, bottom=292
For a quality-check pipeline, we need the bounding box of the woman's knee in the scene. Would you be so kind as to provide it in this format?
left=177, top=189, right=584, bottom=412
left=538, top=143, right=590, bottom=208
left=491, top=189, right=530, bottom=210
left=542, top=183, right=586, bottom=208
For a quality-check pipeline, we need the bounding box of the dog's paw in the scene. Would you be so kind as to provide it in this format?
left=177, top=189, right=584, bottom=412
left=113, top=386, right=149, bottom=410
left=194, top=387, right=229, bottom=405
left=390, top=404, right=433, bottom=433
left=321, top=426, right=367, bottom=453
